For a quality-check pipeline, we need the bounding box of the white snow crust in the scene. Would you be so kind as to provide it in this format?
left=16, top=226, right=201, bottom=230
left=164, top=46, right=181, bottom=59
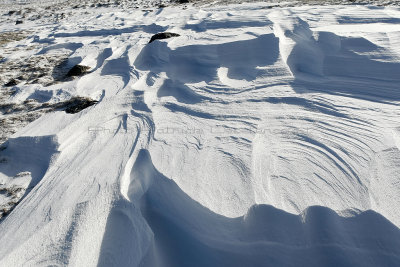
left=1, top=1, right=400, bottom=266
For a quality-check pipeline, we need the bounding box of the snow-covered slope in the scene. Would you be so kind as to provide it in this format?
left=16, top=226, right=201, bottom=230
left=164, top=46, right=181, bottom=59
left=1, top=2, right=400, bottom=266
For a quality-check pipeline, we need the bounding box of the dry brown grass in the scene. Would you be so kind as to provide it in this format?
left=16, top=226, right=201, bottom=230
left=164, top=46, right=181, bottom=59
left=0, top=184, right=25, bottom=220
left=0, top=31, right=27, bottom=46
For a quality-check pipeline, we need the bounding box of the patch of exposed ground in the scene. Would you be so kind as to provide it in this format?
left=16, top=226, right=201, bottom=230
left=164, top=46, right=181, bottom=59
left=0, top=31, right=71, bottom=87
left=0, top=54, right=71, bottom=87
left=0, top=30, right=95, bottom=145
left=0, top=96, right=97, bottom=144
left=0, top=174, right=29, bottom=220
left=0, top=31, right=27, bottom=46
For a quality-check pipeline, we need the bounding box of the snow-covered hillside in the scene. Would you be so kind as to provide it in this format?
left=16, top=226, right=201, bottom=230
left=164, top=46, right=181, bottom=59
left=0, top=1, right=400, bottom=266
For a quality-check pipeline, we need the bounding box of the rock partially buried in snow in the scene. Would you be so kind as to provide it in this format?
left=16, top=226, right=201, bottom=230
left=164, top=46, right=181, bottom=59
left=66, top=65, right=91, bottom=77
left=4, top=79, right=18, bottom=87
left=57, top=96, right=98, bottom=114
left=48, top=97, right=98, bottom=114
left=148, top=32, right=180, bottom=43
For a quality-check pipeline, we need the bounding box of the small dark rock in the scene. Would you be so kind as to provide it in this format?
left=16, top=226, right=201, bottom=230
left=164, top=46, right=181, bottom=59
left=15, top=20, right=23, bottom=25
left=4, top=79, right=18, bottom=87
left=7, top=10, right=16, bottom=16
left=158, top=4, right=168, bottom=8
left=66, top=65, right=91, bottom=77
left=60, top=96, right=98, bottom=114
left=178, top=0, right=189, bottom=3
left=149, top=32, right=180, bottom=44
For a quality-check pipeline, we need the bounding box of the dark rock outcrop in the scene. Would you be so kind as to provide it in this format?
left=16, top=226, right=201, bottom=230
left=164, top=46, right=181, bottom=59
left=56, top=96, right=98, bottom=114
left=149, top=32, right=180, bottom=44
left=66, top=65, right=90, bottom=77
left=4, top=79, right=18, bottom=87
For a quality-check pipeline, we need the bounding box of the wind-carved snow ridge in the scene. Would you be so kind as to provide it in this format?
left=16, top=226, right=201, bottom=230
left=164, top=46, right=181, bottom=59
left=0, top=3, right=400, bottom=266
left=269, top=10, right=325, bottom=78
left=118, top=149, right=400, bottom=267
left=270, top=9, right=400, bottom=99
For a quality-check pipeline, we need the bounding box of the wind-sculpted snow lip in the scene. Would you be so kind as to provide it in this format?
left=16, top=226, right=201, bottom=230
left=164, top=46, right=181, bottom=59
left=109, top=149, right=400, bottom=267
left=0, top=2, right=400, bottom=267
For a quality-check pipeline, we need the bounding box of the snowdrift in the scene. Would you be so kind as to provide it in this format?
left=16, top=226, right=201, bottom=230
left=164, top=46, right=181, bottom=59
left=0, top=2, right=400, bottom=266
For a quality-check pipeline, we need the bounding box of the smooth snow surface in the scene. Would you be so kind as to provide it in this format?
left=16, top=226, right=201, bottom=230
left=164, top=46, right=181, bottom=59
left=1, top=2, right=400, bottom=266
